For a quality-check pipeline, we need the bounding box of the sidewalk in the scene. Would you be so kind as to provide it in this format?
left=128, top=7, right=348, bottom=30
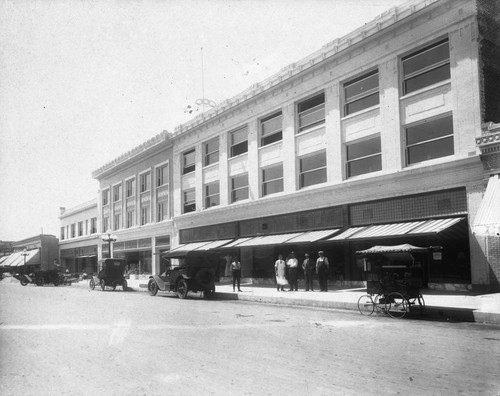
left=80, top=278, right=500, bottom=325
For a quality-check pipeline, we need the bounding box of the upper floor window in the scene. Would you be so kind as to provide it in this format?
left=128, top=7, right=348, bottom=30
left=126, top=178, right=135, bottom=198
left=298, top=93, right=325, bottom=133
left=157, top=202, right=168, bottom=222
left=183, top=149, right=195, bottom=174
left=229, top=126, right=248, bottom=157
left=78, top=221, right=83, bottom=236
left=102, top=189, right=109, bottom=206
left=71, top=224, right=76, bottom=238
left=204, top=138, right=219, bottom=166
left=230, top=174, right=249, bottom=203
left=113, top=214, right=121, bottom=231
left=260, top=112, right=282, bottom=146
left=402, top=39, right=450, bottom=95
left=113, top=184, right=121, bottom=202
left=299, top=151, right=327, bottom=188
left=140, top=207, right=149, bottom=226
left=183, top=188, right=196, bottom=214
left=102, top=217, right=109, bottom=233
left=90, top=218, right=97, bottom=234
left=204, top=182, right=220, bottom=208
left=126, top=210, right=134, bottom=228
left=344, top=69, right=379, bottom=116
left=346, top=136, right=382, bottom=178
left=156, top=164, right=168, bottom=187
left=405, top=114, right=454, bottom=165
left=140, top=172, right=150, bottom=193
left=60, top=227, right=65, bottom=240
left=262, top=164, right=284, bottom=196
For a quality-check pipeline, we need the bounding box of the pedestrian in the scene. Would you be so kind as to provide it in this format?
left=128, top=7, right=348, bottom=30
left=231, top=256, right=242, bottom=292
left=316, top=251, right=330, bottom=292
left=302, top=253, right=314, bottom=291
left=287, top=251, right=299, bottom=291
left=275, top=254, right=288, bottom=291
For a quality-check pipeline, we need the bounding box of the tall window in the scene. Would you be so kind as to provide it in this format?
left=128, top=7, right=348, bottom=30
left=405, top=115, right=454, bottom=165
left=78, top=221, right=83, bottom=236
left=126, top=178, right=135, bottom=198
left=402, top=39, right=450, bottom=95
left=344, top=69, right=379, bottom=116
left=204, top=182, right=220, bottom=208
left=156, top=164, right=168, bottom=187
left=71, top=224, right=76, bottom=238
left=102, top=216, right=109, bottom=233
left=229, top=126, right=248, bottom=157
left=113, top=184, right=121, bottom=202
left=299, top=151, right=327, bottom=188
left=90, top=218, right=97, bottom=234
left=141, top=207, right=149, bottom=225
left=230, top=174, right=249, bottom=203
left=60, top=227, right=65, bottom=240
left=157, top=202, right=168, bottom=222
left=260, top=112, right=282, bottom=146
left=113, top=214, right=121, bottom=231
left=102, top=189, right=109, bottom=206
left=346, top=136, right=382, bottom=178
left=204, top=138, right=219, bottom=166
left=140, top=172, right=150, bottom=193
left=126, top=210, right=134, bottom=228
left=262, top=164, right=284, bottom=196
left=183, top=149, right=195, bottom=174
left=183, top=188, right=196, bottom=214
left=298, top=93, right=325, bottom=133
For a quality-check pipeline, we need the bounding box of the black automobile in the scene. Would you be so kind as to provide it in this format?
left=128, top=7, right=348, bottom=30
left=148, top=250, right=218, bottom=299
left=89, top=258, right=128, bottom=291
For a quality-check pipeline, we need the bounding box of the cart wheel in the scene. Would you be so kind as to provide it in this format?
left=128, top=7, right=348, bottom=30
left=89, top=279, right=95, bottom=290
left=122, top=280, right=127, bottom=291
left=385, top=292, right=408, bottom=319
left=148, top=279, right=158, bottom=296
left=20, top=278, right=29, bottom=286
left=100, top=279, right=106, bottom=291
left=176, top=279, right=188, bottom=299
left=374, top=294, right=387, bottom=314
left=357, top=295, right=375, bottom=316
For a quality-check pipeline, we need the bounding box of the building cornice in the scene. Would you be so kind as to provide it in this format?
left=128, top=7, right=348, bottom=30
left=59, top=198, right=97, bottom=219
left=476, top=122, right=500, bottom=154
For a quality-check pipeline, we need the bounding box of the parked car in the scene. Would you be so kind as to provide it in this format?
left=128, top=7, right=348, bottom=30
left=89, top=258, right=128, bottom=291
left=148, top=250, right=219, bottom=299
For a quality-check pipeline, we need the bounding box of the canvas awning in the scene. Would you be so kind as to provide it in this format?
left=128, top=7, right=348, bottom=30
left=473, top=175, right=500, bottom=236
left=229, top=229, right=340, bottom=247
left=234, top=232, right=304, bottom=247
left=284, top=229, right=340, bottom=243
left=356, top=244, right=430, bottom=254
left=328, top=218, right=464, bottom=241
left=0, top=249, right=41, bottom=267
left=192, top=239, right=234, bottom=251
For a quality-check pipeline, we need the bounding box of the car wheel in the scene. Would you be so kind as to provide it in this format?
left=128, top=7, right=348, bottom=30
left=89, top=279, right=95, bottom=290
left=148, top=279, right=158, bottom=296
left=100, top=279, right=106, bottom=291
left=195, top=269, right=214, bottom=289
left=53, top=279, right=59, bottom=286
left=36, top=278, right=44, bottom=286
left=177, top=279, right=188, bottom=299
left=204, top=287, right=215, bottom=299
left=20, top=277, right=28, bottom=286
left=122, top=280, right=127, bottom=291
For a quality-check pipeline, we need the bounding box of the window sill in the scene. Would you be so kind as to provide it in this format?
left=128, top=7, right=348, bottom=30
left=296, top=123, right=325, bottom=136
left=399, top=79, right=451, bottom=101
left=340, top=105, right=380, bottom=122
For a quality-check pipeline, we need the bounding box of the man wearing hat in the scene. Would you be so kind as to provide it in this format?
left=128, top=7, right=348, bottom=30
left=316, top=251, right=330, bottom=292
left=286, top=251, right=299, bottom=291
left=302, top=253, right=315, bottom=291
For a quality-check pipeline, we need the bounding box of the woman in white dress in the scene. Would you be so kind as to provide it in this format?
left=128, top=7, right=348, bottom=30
left=274, top=254, right=288, bottom=291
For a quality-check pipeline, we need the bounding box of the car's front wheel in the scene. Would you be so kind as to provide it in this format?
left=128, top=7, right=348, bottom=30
left=20, top=277, right=28, bottom=286
left=148, top=279, right=158, bottom=296
left=89, top=279, right=95, bottom=290
left=176, top=279, right=188, bottom=299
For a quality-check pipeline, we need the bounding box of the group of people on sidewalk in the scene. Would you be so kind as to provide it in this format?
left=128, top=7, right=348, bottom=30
left=275, top=251, right=330, bottom=292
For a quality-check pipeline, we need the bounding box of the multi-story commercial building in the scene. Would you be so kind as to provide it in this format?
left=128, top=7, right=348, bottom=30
left=59, top=200, right=99, bottom=274
left=91, top=132, right=173, bottom=275
left=86, top=0, right=499, bottom=291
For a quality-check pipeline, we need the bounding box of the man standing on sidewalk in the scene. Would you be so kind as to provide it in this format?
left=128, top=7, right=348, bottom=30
left=287, top=251, right=299, bottom=291
left=316, top=251, right=330, bottom=292
left=302, top=253, right=314, bottom=291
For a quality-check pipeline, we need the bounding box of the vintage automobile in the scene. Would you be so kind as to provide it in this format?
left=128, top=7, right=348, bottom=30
left=89, top=258, right=128, bottom=291
left=147, top=250, right=219, bottom=299
left=19, top=269, right=66, bottom=287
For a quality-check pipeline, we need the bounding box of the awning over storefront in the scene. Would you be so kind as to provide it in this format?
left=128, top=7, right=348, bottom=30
left=0, top=256, right=9, bottom=266
left=328, top=218, right=464, bottom=241
left=193, top=239, right=234, bottom=251
left=473, top=175, right=500, bottom=236
left=356, top=244, right=430, bottom=254
left=222, top=229, right=340, bottom=248
left=0, top=249, right=40, bottom=267
left=165, top=241, right=214, bottom=254
left=284, top=229, right=340, bottom=243
left=235, top=232, right=304, bottom=247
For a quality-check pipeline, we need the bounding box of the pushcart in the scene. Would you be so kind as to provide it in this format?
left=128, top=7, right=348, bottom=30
left=356, top=244, right=434, bottom=318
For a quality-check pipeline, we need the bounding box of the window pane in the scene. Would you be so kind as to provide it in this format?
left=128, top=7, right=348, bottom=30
left=300, top=168, right=327, bottom=188
left=263, top=179, right=284, bottom=196
left=205, top=182, right=219, bottom=196
left=183, top=150, right=195, bottom=174
left=345, top=72, right=378, bottom=101
left=232, top=187, right=248, bottom=202
left=262, top=165, right=283, bottom=181
left=299, top=104, right=325, bottom=131
left=403, top=41, right=449, bottom=76
left=347, top=155, right=382, bottom=177
left=231, top=127, right=247, bottom=145
left=261, top=132, right=282, bottom=146
left=345, top=92, right=379, bottom=115
left=406, top=116, right=453, bottom=146
left=404, top=64, right=450, bottom=94
left=261, top=113, right=282, bottom=136
left=231, top=141, right=248, bottom=157
left=347, top=137, right=381, bottom=161
left=407, top=137, right=454, bottom=164
left=232, top=174, right=248, bottom=190
left=300, top=152, right=326, bottom=173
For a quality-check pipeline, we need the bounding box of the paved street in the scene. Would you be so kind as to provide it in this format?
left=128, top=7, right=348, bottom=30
left=1, top=281, right=499, bottom=395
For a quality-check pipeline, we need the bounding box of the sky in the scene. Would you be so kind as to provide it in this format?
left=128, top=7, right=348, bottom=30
left=0, top=0, right=408, bottom=241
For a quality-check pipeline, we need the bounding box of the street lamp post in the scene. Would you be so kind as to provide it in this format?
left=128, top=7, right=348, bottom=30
left=21, top=248, right=29, bottom=266
left=101, top=230, right=117, bottom=258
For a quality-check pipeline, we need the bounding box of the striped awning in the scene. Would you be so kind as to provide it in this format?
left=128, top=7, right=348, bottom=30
left=235, top=232, right=304, bottom=247
left=192, top=239, right=234, bottom=251
left=222, top=237, right=254, bottom=248
left=284, top=229, right=340, bottom=243
left=328, top=218, right=464, bottom=241
left=166, top=241, right=213, bottom=254
left=0, top=249, right=41, bottom=267
left=473, top=175, right=500, bottom=236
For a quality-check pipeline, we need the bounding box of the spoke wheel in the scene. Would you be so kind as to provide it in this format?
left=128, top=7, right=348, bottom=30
left=385, top=292, right=408, bottom=319
left=374, top=294, right=388, bottom=314
left=177, top=279, right=188, bottom=299
left=89, top=279, right=95, bottom=290
left=148, top=279, right=158, bottom=296
left=20, top=278, right=29, bottom=286
left=357, top=295, right=374, bottom=316
left=100, top=279, right=106, bottom=291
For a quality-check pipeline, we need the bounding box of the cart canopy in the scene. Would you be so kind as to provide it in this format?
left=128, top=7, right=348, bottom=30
left=356, top=244, right=430, bottom=255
